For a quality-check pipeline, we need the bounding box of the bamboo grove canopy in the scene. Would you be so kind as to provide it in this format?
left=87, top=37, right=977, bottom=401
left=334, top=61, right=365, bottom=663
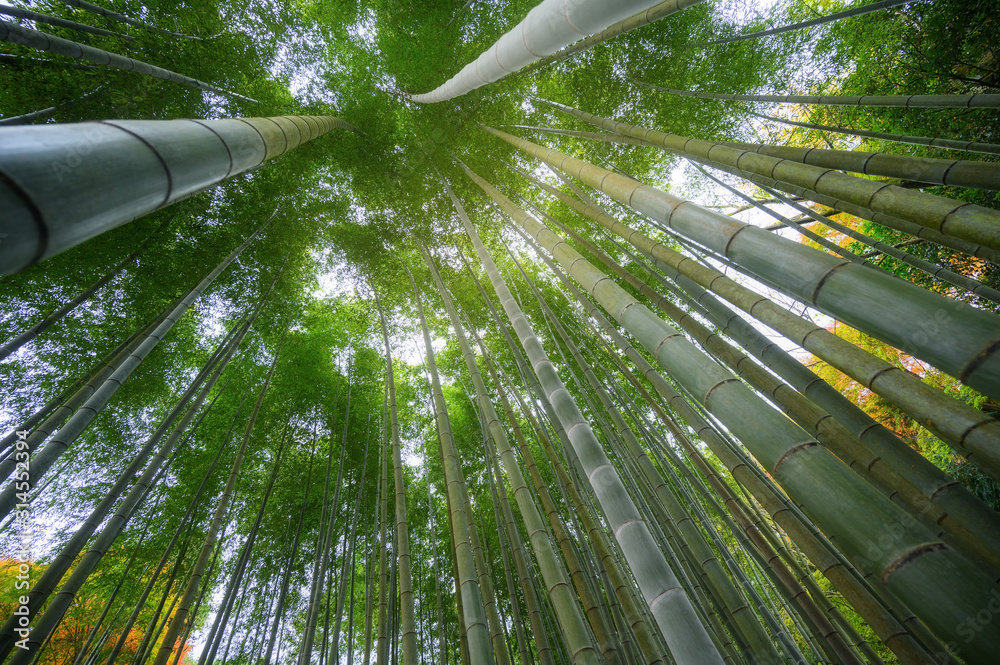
left=0, top=0, right=999, bottom=664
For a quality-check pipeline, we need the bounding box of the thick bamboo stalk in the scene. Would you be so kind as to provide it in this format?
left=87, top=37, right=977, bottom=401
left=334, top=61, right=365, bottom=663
left=725, top=139, right=1000, bottom=191
left=750, top=110, right=1000, bottom=157
left=55, top=0, right=202, bottom=40
left=408, top=264, right=495, bottom=665
left=0, top=216, right=273, bottom=520
left=519, top=0, right=706, bottom=76
left=639, top=82, right=1000, bottom=109
left=0, top=113, right=350, bottom=273
left=552, top=256, right=934, bottom=665
left=696, top=0, right=912, bottom=46
left=520, top=253, right=794, bottom=665
left=404, top=0, right=665, bottom=102
left=377, top=381, right=390, bottom=665
left=487, top=124, right=1000, bottom=474
left=453, top=163, right=726, bottom=665
left=375, top=291, right=419, bottom=665
left=527, top=195, right=1000, bottom=573
left=152, top=330, right=284, bottom=665
left=540, top=99, right=1000, bottom=255
left=514, top=123, right=1000, bottom=263
left=495, top=176, right=1000, bottom=663
left=0, top=4, right=132, bottom=39
left=421, top=239, right=603, bottom=665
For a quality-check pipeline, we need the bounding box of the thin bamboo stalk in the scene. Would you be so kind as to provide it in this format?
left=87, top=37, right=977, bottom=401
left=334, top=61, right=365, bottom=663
left=749, top=110, right=1000, bottom=157
left=0, top=3, right=132, bottom=39
left=54, top=0, right=202, bottom=40
left=639, top=82, right=1000, bottom=109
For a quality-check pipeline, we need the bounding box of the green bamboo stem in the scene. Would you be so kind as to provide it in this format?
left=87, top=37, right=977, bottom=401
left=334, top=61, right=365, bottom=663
left=375, top=291, right=418, bottom=665
left=377, top=381, right=391, bottom=665
left=461, top=266, right=669, bottom=665
left=487, top=123, right=1000, bottom=476
left=519, top=0, right=706, bottom=76
left=454, top=162, right=727, bottom=665
left=408, top=262, right=495, bottom=665
left=471, top=157, right=1000, bottom=663
left=151, top=330, right=284, bottom=665
left=55, top=0, right=202, bottom=40
left=0, top=3, right=133, bottom=39
left=545, top=238, right=943, bottom=665
left=722, top=139, right=1000, bottom=191
left=523, top=160, right=1000, bottom=538
left=0, top=113, right=351, bottom=273
left=522, top=259, right=792, bottom=665
left=638, top=81, right=1000, bottom=109
left=749, top=110, right=1000, bottom=157
left=422, top=239, right=603, bottom=665
left=527, top=195, right=1000, bottom=574
left=541, top=94, right=1000, bottom=265
left=513, top=124, right=1000, bottom=263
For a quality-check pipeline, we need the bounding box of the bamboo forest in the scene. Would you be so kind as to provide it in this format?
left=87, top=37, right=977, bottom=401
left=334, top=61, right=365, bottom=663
left=2, top=0, right=1000, bottom=664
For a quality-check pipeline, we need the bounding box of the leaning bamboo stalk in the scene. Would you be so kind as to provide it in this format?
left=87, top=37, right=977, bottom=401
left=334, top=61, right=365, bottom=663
left=0, top=4, right=133, bottom=39
left=519, top=254, right=795, bottom=665
left=402, top=0, right=666, bottom=103
left=422, top=240, right=605, bottom=665
left=695, top=0, right=912, bottom=46
left=513, top=123, right=1000, bottom=263
left=550, top=250, right=935, bottom=665
left=750, top=110, right=1000, bottom=157
left=488, top=125, right=1000, bottom=473
left=453, top=163, right=726, bottom=665
left=55, top=0, right=202, bottom=40
left=519, top=0, right=706, bottom=76
left=723, top=139, right=1000, bottom=191
left=0, top=113, right=352, bottom=273
left=691, top=164, right=1000, bottom=305
left=639, top=81, right=1000, bottom=109
left=0, top=223, right=164, bottom=362
left=408, top=263, right=495, bottom=665
left=528, top=195, right=1000, bottom=571
left=374, top=291, right=419, bottom=665
left=151, top=330, right=285, bottom=665
left=471, top=159, right=1000, bottom=664
left=0, top=20, right=247, bottom=102
left=0, top=215, right=274, bottom=520
left=539, top=100, right=1000, bottom=255
left=0, top=312, right=249, bottom=660
left=601, top=231, right=1000, bottom=570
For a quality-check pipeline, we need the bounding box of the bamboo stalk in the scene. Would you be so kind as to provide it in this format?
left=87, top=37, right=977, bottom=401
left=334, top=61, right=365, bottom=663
left=639, top=81, right=1000, bottom=109
left=0, top=113, right=350, bottom=273
left=55, top=0, right=202, bottom=40
left=0, top=3, right=133, bottom=39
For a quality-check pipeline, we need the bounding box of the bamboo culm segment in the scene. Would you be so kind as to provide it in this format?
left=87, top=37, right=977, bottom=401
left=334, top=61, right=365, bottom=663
left=403, top=0, right=664, bottom=103
left=485, top=124, right=1000, bottom=473
left=478, top=163, right=1000, bottom=664
left=0, top=114, right=348, bottom=273
left=455, top=162, right=727, bottom=665
left=542, top=99, right=1000, bottom=254
left=640, top=81, right=1000, bottom=109
left=0, top=4, right=134, bottom=40
left=55, top=0, right=203, bottom=40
